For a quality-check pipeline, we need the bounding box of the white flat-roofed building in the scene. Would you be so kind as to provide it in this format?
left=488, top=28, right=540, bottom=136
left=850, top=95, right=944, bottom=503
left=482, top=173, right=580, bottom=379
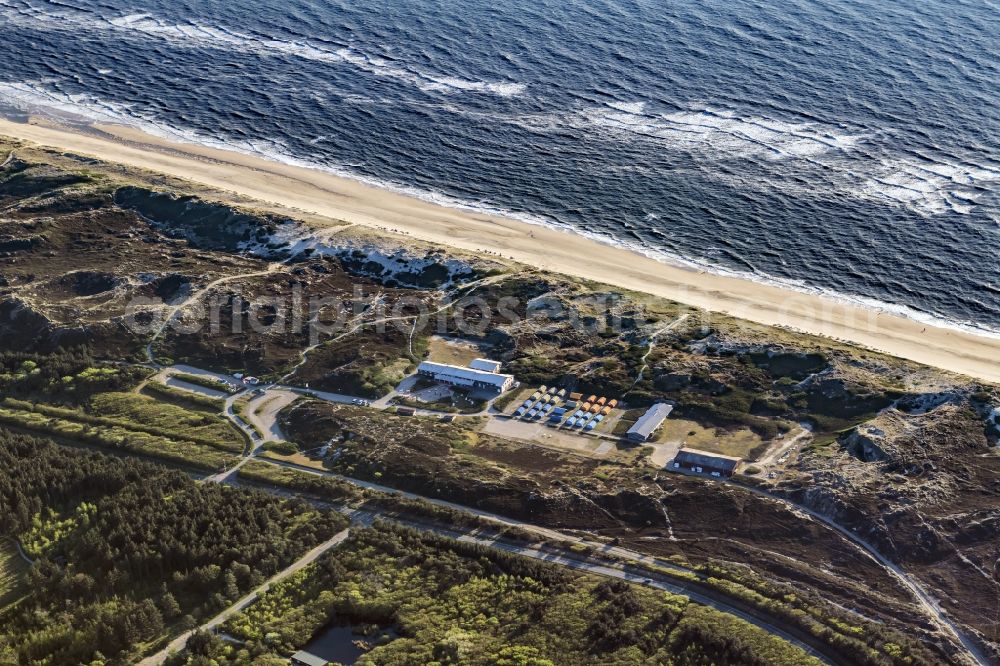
left=417, top=361, right=514, bottom=393
left=626, top=403, right=674, bottom=442
left=469, top=358, right=503, bottom=373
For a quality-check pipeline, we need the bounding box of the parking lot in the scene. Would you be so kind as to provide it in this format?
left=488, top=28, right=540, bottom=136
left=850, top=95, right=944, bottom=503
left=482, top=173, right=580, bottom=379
left=482, top=418, right=620, bottom=458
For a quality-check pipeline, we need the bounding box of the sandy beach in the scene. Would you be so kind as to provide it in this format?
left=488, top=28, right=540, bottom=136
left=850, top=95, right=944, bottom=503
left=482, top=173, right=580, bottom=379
left=1, top=117, right=998, bottom=383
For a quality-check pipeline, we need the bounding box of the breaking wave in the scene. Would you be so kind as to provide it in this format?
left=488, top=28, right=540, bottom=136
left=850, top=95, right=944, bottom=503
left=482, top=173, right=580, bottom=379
left=0, top=4, right=527, bottom=98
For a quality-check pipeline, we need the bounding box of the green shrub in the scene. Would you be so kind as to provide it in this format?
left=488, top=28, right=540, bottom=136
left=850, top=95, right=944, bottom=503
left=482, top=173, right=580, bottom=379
left=262, top=440, right=298, bottom=456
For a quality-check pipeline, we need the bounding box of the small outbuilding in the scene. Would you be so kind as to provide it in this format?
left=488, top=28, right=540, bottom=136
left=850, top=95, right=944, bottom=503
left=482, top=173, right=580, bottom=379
left=291, top=651, right=328, bottom=666
left=469, top=358, right=503, bottom=373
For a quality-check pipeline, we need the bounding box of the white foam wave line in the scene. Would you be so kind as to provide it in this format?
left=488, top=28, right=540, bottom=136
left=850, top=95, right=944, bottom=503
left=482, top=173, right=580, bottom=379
left=0, top=7, right=526, bottom=98
left=516, top=103, right=998, bottom=217
left=856, top=157, right=1000, bottom=215
left=0, top=80, right=130, bottom=124
left=3, top=83, right=1000, bottom=340
left=575, top=105, right=864, bottom=161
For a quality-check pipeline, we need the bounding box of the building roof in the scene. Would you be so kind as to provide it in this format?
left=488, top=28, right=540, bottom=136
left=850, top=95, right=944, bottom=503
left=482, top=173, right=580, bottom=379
left=291, top=651, right=329, bottom=666
left=417, top=361, right=513, bottom=388
left=674, top=447, right=741, bottom=471
left=469, top=358, right=503, bottom=373
left=626, top=403, right=674, bottom=439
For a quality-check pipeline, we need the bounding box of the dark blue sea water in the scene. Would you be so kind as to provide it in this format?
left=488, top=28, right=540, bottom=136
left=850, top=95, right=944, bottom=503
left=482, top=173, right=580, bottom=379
left=1, top=0, right=998, bottom=333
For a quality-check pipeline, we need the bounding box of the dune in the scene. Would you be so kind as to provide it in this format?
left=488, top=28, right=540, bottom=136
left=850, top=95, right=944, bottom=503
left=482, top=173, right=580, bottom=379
left=1, top=116, right=998, bottom=383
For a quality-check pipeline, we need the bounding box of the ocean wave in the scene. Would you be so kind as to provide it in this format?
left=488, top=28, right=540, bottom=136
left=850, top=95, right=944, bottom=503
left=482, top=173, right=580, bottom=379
left=857, top=158, right=1000, bottom=216
left=527, top=103, right=864, bottom=161
left=513, top=101, right=999, bottom=218
left=0, top=80, right=133, bottom=124
left=0, top=5, right=526, bottom=99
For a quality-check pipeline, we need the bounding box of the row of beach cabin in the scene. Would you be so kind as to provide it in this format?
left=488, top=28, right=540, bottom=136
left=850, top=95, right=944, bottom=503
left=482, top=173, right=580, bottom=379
left=513, top=386, right=619, bottom=432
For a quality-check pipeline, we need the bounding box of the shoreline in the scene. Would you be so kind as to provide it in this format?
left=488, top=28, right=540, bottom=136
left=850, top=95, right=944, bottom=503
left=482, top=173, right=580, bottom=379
left=2, top=116, right=999, bottom=383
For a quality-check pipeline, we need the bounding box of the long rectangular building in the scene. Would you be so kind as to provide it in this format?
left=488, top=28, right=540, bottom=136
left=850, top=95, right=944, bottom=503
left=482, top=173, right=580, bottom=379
left=417, top=361, right=515, bottom=393
left=671, top=448, right=741, bottom=477
left=626, top=403, right=673, bottom=442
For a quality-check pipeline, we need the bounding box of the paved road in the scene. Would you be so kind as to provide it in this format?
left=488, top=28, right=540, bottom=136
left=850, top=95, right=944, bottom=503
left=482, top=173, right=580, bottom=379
left=245, top=389, right=298, bottom=442
left=756, top=423, right=813, bottom=468
left=440, top=530, right=832, bottom=664
left=260, top=455, right=991, bottom=665
left=212, top=480, right=837, bottom=666
left=136, top=528, right=351, bottom=666
left=204, top=392, right=265, bottom=483
left=164, top=364, right=243, bottom=389
left=266, top=376, right=990, bottom=665
left=321, top=504, right=835, bottom=665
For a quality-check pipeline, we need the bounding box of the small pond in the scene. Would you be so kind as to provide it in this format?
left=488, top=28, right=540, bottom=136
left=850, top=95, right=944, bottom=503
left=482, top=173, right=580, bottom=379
left=300, top=622, right=399, bottom=665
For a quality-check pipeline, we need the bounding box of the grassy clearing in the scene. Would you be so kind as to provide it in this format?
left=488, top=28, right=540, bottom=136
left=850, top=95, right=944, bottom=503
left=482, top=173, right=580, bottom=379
left=232, top=396, right=265, bottom=439
left=260, top=449, right=326, bottom=470
left=612, top=408, right=644, bottom=436
left=0, top=402, right=236, bottom=472
left=4, top=392, right=240, bottom=455
left=425, top=335, right=493, bottom=366
left=656, top=418, right=765, bottom=460
left=141, top=381, right=226, bottom=413
left=88, top=393, right=244, bottom=451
